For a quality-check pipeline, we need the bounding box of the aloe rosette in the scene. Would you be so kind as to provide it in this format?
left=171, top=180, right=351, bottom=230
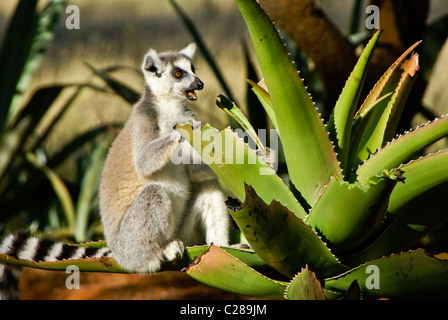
left=177, top=0, right=448, bottom=299
left=2, top=0, right=448, bottom=300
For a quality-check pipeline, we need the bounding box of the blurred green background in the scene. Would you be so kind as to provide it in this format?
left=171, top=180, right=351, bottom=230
left=1, top=0, right=448, bottom=244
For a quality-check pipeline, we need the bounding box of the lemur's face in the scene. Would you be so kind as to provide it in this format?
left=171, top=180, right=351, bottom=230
left=142, top=43, right=204, bottom=101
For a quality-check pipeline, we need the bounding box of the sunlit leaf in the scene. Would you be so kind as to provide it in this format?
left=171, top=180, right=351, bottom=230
left=185, top=245, right=288, bottom=299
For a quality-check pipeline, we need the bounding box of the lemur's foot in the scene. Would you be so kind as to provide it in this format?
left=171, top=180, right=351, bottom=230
left=163, top=240, right=185, bottom=261
left=144, top=240, right=184, bottom=273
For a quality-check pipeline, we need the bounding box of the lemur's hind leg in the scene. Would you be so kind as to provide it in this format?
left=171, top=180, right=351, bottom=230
left=111, top=184, right=184, bottom=273
left=179, top=180, right=230, bottom=247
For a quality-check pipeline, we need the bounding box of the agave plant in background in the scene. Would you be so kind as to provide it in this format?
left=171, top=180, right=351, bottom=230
left=0, top=0, right=133, bottom=242
left=2, top=0, right=448, bottom=300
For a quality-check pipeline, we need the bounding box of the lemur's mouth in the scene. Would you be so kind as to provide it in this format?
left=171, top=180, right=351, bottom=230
left=185, top=90, right=197, bottom=101
left=185, top=78, right=204, bottom=101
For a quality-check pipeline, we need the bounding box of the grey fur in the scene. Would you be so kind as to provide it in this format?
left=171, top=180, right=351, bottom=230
left=99, top=44, right=230, bottom=273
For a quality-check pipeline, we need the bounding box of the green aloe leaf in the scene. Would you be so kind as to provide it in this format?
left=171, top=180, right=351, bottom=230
left=325, top=249, right=448, bottom=299
left=356, top=115, right=448, bottom=186
left=345, top=186, right=448, bottom=267
left=285, top=266, right=326, bottom=300
left=327, top=30, right=381, bottom=174
left=246, top=79, right=278, bottom=130
left=346, top=151, right=448, bottom=265
left=354, top=41, right=421, bottom=120
left=216, top=95, right=265, bottom=152
left=184, top=245, right=270, bottom=271
left=382, top=53, right=420, bottom=143
left=235, top=0, right=342, bottom=207
left=306, top=169, right=404, bottom=256
left=349, top=42, right=421, bottom=173
left=388, top=149, right=448, bottom=214
left=229, top=184, right=347, bottom=278
left=184, top=244, right=288, bottom=299
left=176, top=123, right=306, bottom=219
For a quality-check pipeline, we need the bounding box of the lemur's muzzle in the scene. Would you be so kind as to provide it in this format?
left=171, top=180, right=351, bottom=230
left=185, top=77, right=204, bottom=101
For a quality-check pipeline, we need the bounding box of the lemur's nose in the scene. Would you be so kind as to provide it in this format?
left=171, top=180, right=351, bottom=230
left=195, top=77, right=204, bottom=90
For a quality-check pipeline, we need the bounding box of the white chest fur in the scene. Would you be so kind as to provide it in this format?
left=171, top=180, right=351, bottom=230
left=155, top=98, right=194, bottom=136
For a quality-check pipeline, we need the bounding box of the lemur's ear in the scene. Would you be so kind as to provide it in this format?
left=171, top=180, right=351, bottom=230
left=180, top=43, right=197, bottom=60
left=142, top=49, right=161, bottom=74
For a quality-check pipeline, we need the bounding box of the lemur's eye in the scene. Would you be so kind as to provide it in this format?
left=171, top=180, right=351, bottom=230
left=174, top=70, right=183, bottom=78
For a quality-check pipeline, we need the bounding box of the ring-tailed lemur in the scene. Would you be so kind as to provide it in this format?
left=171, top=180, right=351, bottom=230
left=98, top=43, right=230, bottom=273
left=0, top=43, right=230, bottom=299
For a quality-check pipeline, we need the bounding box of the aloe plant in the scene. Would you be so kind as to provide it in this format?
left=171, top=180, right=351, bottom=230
left=176, top=0, right=448, bottom=299
left=2, top=0, right=448, bottom=300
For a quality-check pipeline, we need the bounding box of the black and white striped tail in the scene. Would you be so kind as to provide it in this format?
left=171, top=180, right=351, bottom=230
left=0, top=231, right=112, bottom=300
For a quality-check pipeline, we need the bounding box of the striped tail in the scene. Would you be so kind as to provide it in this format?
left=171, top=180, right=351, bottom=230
left=0, top=231, right=112, bottom=300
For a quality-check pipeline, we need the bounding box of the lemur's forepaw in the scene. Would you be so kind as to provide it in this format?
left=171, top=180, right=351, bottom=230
left=163, top=240, right=185, bottom=261
left=188, top=119, right=201, bottom=130
left=170, top=130, right=184, bottom=143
